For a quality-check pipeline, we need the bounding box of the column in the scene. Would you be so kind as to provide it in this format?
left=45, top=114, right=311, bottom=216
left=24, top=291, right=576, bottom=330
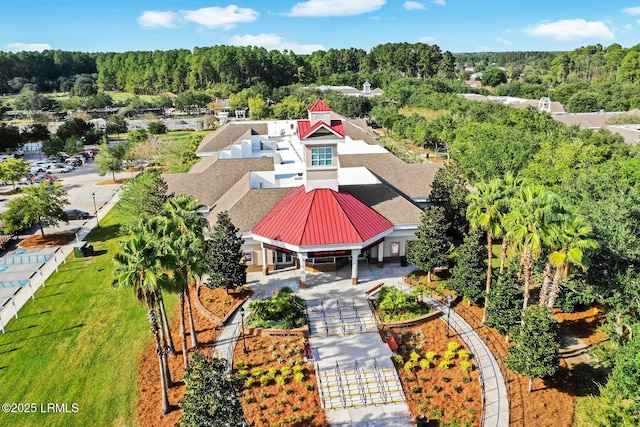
left=298, top=252, right=307, bottom=288
left=377, top=241, right=384, bottom=268
left=351, top=249, right=359, bottom=285
left=261, top=245, right=269, bottom=276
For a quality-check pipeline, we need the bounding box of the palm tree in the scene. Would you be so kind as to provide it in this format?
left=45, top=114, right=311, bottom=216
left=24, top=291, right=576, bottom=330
left=112, top=234, right=171, bottom=414
left=504, top=184, right=558, bottom=313
left=467, top=178, right=504, bottom=323
left=546, top=215, right=598, bottom=308
left=498, top=173, right=524, bottom=274
left=157, top=195, right=208, bottom=367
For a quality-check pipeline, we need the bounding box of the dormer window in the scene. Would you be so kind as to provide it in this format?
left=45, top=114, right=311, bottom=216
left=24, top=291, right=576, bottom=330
left=311, top=147, right=333, bottom=166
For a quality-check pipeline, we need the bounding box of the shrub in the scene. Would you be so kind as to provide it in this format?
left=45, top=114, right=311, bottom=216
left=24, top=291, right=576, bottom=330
left=261, top=391, right=270, bottom=398
left=268, top=367, right=278, bottom=378
left=443, top=349, right=456, bottom=360
left=404, top=361, right=415, bottom=372
left=438, top=360, right=451, bottom=370
left=275, top=375, right=285, bottom=386
left=297, top=396, right=305, bottom=402
left=394, top=354, right=405, bottom=364
left=258, top=404, right=267, bottom=410
left=245, top=397, right=256, bottom=404
left=432, top=385, right=442, bottom=392
left=293, top=364, right=304, bottom=373
left=245, top=377, right=255, bottom=388
left=292, top=406, right=299, bottom=412
left=294, top=372, right=305, bottom=382
left=236, top=360, right=247, bottom=370
left=238, top=369, right=249, bottom=379
left=412, top=386, right=421, bottom=393
left=280, top=366, right=292, bottom=377
left=409, top=351, right=421, bottom=362
left=454, top=385, right=463, bottom=393
left=306, top=384, right=314, bottom=391
left=460, top=360, right=473, bottom=373
left=285, top=388, right=294, bottom=395
left=419, top=359, right=431, bottom=370
left=272, top=408, right=281, bottom=415
left=447, top=341, right=461, bottom=352
left=251, top=367, right=263, bottom=378
left=462, top=376, right=471, bottom=383
left=425, top=351, right=438, bottom=361
left=442, top=376, right=450, bottom=383
left=457, top=349, right=470, bottom=360
left=260, top=375, right=271, bottom=386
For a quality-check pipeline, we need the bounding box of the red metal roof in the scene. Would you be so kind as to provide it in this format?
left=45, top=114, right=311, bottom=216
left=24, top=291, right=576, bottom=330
left=252, top=186, right=394, bottom=247
left=297, top=119, right=345, bottom=139
left=308, top=99, right=332, bottom=112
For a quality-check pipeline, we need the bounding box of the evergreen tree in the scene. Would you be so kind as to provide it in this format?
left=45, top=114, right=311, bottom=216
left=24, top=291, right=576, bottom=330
left=407, top=206, right=451, bottom=282
left=117, top=171, right=168, bottom=225
left=205, top=211, right=246, bottom=293
left=430, top=163, right=469, bottom=242
left=506, top=306, right=560, bottom=393
left=176, top=351, right=244, bottom=427
left=485, top=266, right=524, bottom=339
left=447, top=229, right=486, bottom=304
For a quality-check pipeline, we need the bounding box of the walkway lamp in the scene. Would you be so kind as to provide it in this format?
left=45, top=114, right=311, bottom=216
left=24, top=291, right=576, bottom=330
left=446, top=295, right=453, bottom=338
left=240, top=307, right=248, bottom=354
left=91, top=192, right=100, bottom=228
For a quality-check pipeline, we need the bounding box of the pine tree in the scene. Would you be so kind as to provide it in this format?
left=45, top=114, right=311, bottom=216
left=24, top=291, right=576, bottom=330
left=505, top=306, right=560, bottom=392
left=447, top=229, right=486, bottom=304
left=485, top=266, right=524, bottom=339
left=205, top=211, right=246, bottom=293
left=176, top=351, right=244, bottom=427
left=407, top=206, right=451, bottom=282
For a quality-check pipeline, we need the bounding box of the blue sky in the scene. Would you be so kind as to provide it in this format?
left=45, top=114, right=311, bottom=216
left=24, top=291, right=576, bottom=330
left=3, top=1, right=640, bottom=54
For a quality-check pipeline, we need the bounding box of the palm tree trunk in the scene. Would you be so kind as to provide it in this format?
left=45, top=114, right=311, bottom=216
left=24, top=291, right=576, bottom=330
left=185, top=282, right=199, bottom=348
left=528, top=378, right=533, bottom=393
left=179, top=289, right=189, bottom=369
left=158, top=324, right=173, bottom=388
left=482, top=233, right=493, bottom=323
left=539, top=262, right=553, bottom=306
left=149, top=309, right=170, bottom=414
left=547, top=267, right=564, bottom=309
left=522, top=249, right=533, bottom=315
left=157, top=290, right=177, bottom=355
left=499, top=238, right=508, bottom=274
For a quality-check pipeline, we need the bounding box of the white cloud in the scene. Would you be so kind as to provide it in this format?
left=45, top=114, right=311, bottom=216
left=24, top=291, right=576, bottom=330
left=229, top=33, right=325, bottom=54
left=523, top=19, right=614, bottom=41
left=419, top=35, right=436, bottom=43
left=432, top=0, right=446, bottom=5
left=626, top=23, right=634, bottom=30
left=4, top=42, right=51, bottom=52
left=137, top=11, right=179, bottom=28
left=286, top=0, right=386, bottom=17
left=404, top=1, right=426, bottom=10
left=495, top=37, right=513, bottom=45
left=181, top=6, right=259, bottom=30
left=623, top=6, right=640, bottom=15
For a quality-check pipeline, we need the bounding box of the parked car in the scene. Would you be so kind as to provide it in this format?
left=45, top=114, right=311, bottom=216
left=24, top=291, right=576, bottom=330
left=65, top=156, right=83, bottom=167
left=46, top=164, right=72, bottom=174
left=64, top=209, right=90, bottom=220
left=31, top=174, right=59, bottom=183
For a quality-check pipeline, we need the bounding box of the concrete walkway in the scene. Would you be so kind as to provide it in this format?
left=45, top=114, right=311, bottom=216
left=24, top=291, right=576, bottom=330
left=213, top=262, right=510, bottom=427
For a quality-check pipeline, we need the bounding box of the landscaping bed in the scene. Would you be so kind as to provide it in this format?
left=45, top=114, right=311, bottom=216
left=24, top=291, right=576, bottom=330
left=234, top=335, right=326, bottom=427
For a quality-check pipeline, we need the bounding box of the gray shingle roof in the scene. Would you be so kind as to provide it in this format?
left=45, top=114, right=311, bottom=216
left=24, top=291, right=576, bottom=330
left=339, top=153, right=442, bottom=199
left=341, top=184, right=422, bottom=225
left=196, top=122, right=268, bottom=155
left=163, top=156, right=274, bottom=207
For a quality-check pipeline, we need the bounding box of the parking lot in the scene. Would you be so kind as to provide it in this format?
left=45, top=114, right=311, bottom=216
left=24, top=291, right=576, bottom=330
left=0, top=149, right=131, bottom=237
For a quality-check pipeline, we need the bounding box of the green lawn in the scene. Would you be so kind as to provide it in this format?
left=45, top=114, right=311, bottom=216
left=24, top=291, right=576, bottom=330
left=0, top=209, right=176, bottom=427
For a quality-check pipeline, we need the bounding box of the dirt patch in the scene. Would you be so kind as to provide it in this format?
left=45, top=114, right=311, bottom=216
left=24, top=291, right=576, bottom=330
left=235, top=335, right=327, bottom=427
left=96, top=179, right=127, bottom=185
left=18, top=232, right=76, bottom=247
left=389, top=319, right=482, bottom=425
left=199, top=286, right=250, bottom=320
left=456, top=302, right=585, bottom=427
left=137, top=286, right=221, bottom=427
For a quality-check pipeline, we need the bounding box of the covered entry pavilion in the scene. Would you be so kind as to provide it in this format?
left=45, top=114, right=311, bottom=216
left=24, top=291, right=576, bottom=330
left=251, top=186, right=394, bottom=286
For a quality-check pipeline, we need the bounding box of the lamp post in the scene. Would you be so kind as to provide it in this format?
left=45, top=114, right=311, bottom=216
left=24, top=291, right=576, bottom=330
left=91, top=192, right=100, bottom=228
left=446, top=294, right=453, bottom=339
left=240, top=307, right=248, bottom=354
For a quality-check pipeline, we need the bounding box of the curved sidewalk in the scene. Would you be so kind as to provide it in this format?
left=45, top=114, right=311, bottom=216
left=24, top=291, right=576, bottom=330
left=214, top=265, right=510, bottom=427
left=428, top=297, right=509, bottom=427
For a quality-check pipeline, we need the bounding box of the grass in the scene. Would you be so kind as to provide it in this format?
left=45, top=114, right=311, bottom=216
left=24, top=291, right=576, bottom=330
left=0, top=208, right=176, bottom=427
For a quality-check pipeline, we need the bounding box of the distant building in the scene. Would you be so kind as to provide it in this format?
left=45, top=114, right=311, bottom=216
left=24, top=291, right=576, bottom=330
left=316, top=82, right=384, bottom=98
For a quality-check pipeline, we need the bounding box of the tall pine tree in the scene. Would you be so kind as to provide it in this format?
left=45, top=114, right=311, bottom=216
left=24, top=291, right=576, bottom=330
left=204, top=211, right=246, bottom=293
left=407, top=206, right=451, bottom=282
